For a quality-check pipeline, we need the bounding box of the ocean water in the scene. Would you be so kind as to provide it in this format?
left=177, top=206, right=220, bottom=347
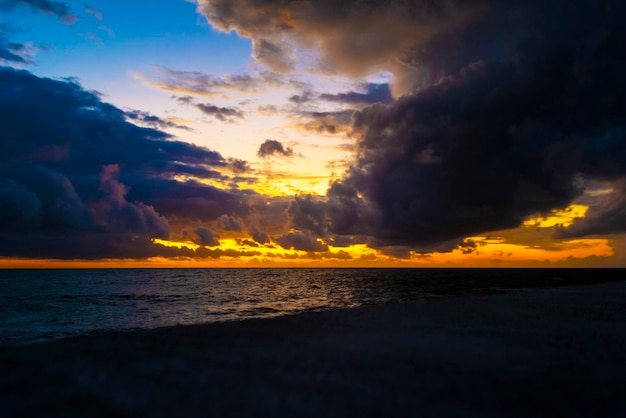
left=0, top=268, right=621, bottom=346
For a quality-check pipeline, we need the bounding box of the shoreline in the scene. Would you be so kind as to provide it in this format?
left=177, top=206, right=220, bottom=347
left=3, top=268, right=625, bottom=348
left=2, top=280, right=626, bottom=417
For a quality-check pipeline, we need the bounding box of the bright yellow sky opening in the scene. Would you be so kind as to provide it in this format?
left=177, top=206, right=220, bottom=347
left=523, top=204, right=588, bottom=228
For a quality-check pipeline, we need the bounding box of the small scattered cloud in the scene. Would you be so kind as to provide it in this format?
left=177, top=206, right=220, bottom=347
left=219, top=214, right=243, bottom=232
left=289, top=91, right=314, bottom=104
left=249, top=224, right=270, bottom=244
left=174, top=95, right=244, bottom=122
left=256, top=104, right=279, bottom=115
left=320, top=83, right=394, bottom=105
left=125, top=109, right=191, bottom=130
left=143, top=67, right=309, bottom=98
left=0, top=30, right=35, bottom=65
left=0, top=0, right=77, bottom=23
left=257, top=139, right=294, bottom=159
left=84, top=5, right=102, bottom=20
left=0, top=22, right=43, bottom=67
left=227, top=158, right=250, bottom=174
left=195, top=227, right=220, bottom=246
left=275, top=230, right=329, bottom=252
left=290, top=110, right=354, bottom=136
left=195, top=102, right=244, bottom=122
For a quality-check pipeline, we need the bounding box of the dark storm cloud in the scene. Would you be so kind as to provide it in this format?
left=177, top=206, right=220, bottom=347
left=0, top=164, right=91, bottom=231
left=92, top=164, right=170, bottom=239
left=198, top=0, right=479, bottom=94
left=287, top=195, right=328, bottom=238
left=0, top=68, right=226, bottom=180
left=0, top=163, right=175, bottom=259
left=257, top=139, right=294, bottom=159
left=320, top=83, right=393, bottom=105
left=195, top=102, right=244, bottom=122
left=273, top=197, right=369, bottom=252
left=0, top=231, right=203, bottom=260
left=0, top=0, right=77, bottom=23
left=321, top=0, right=626, bottom=246
left=213, top=0, right=626, bottom=247
left=0, top=67, right=251, bottom=258
left=117, top=177, right=247, bottom=222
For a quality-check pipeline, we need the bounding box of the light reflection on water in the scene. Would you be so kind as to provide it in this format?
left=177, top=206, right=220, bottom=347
left=0, top=268, right=619, bottom=345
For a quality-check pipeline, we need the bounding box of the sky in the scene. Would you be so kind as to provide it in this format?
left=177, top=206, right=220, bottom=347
left=0, top=0, right=625, bottom=267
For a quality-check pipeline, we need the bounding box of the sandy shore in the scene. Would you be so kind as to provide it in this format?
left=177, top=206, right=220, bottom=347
left=1, top=280, right=626, bottom=417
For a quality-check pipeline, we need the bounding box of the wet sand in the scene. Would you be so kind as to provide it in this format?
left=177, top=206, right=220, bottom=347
left=1, top=280, right=626, bottom=417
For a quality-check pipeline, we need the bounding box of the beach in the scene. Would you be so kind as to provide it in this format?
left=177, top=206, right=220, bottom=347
left=2, top=280, right=626, bottom=417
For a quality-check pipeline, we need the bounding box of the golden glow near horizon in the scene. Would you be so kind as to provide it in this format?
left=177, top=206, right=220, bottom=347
left=523, top=204, right=588, bottom=228
left=0, top=202, right=618, bottom=268
left=168, top=196, right=610, bottom=267
left=1, top=236, right=613, bottom=268
left=423, top=236, right=613, bottom=266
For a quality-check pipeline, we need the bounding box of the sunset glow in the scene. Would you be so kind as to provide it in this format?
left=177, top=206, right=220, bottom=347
left=1, top=0, right=625, bottom=267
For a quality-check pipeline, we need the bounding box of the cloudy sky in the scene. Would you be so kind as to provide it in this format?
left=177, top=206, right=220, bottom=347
left=0, top=0, right=625, bottom=267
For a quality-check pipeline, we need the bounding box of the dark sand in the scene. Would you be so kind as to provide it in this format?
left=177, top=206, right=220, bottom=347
left=2, top=280, right=626, bottom=417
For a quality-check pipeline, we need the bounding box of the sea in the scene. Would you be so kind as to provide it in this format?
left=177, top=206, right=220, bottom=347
left=0, top=268, right=622, bottom=346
